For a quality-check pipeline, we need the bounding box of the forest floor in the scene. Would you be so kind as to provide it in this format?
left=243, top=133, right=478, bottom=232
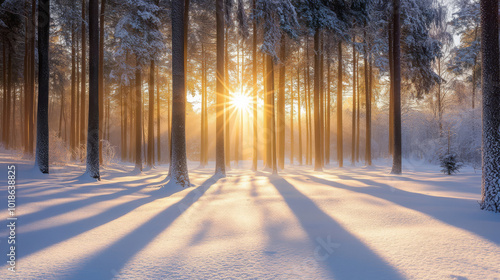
left=0, top=152, right=499, bottom=280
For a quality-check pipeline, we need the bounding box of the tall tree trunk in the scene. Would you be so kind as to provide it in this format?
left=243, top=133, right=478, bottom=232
left=388, top=23, right=394, bottom=156
left=215, top=0, right=225, bottom=175
left=58, top=88, right=64, bottom=138
left=337, top=41, right=343, bottom=168
left=326, top=49, right=331, bottom=165
left=352, top=39, right=356, bottom=165
left=364, top=32, right=372, bottom=166
left=278, top=35, right=286, bottom=169
left=319, top=34, right=324, bottom=167
left=169, top=0, right=190, bottom=186
left=313, top=30, right=322, bottom=171
left=266, top=54, right=277, bottom=174
left=356, top=50, right=360, bottom=162
left=201, top=43, right=206, bottom=167
left=86, top=0, right=99, bottom=179
left=252, top=0, right=258, bottom=171
left=297, top=59, right=303, bottom=165
left=71, top=27, right=76, bottom=160
left=80, top=0, right=87, bottom=157
left=156, top=67, right=161, bottom=163
left=391, top=0, right=402, bottom=174
left=148, top=60, right=155, bottom=167
left=135, top=63, right=142, bottom=171
left=437, top=57, right=443, bottom=135
left=480, top=0, right=500, bottom=212
left=2, top=42, right=7, bottom=147
left=290, top=71, right=294, bottom=165
left=98, top=0, right=106, bottom=164
left=36, top=0, right=50, bottom=173
left=76, top=36, right=81, bottom=156
left=224, top=27, right=231, bottom=168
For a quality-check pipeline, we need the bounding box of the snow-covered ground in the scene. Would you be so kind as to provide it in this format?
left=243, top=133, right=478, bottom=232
left=0, top=153, right=499, bottom=280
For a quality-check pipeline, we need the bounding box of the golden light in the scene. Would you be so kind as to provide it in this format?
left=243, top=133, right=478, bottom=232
left=230, top=91, right=252, bottom=111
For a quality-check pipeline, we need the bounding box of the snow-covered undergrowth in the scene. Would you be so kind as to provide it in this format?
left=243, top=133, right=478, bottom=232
left=0, top=154, right=498, bottom=279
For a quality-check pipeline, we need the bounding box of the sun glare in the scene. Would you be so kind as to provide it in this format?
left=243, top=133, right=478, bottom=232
left=230, top=91, right=252, bottom=111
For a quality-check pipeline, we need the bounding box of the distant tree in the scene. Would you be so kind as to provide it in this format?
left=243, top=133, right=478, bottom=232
left=448, top=0, right=480, bottom=109
left=254, top=0, right=299, bottom=174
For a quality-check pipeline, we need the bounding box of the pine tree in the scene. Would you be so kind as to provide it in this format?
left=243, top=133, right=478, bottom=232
left=86, top=0, right=99, bottom=179
left=391, top=0, right=402, bottom=174
left=35, top=0, right=50, bottom=174
left=169, top=0, right=190, bottom=186
left=215, top=0, right=226, bottom=176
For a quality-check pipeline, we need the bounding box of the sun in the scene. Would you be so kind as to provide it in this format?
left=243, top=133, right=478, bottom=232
left=230, top=91, right=252, bottom=111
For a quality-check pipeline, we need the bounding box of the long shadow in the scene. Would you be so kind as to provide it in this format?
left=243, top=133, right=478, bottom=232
left=14, top=173, right=164, bottom=226
left=300, top=172, right=500, bottom=245
left=269, top=177, right=404, bottom=280
left=65, top=175, right=219, bottom=279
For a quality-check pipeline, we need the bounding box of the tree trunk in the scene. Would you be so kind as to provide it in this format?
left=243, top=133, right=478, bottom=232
left=356, top=50, right=360, bottom=162
left=147, top=60, right=155, bottom=167
left=80, top=0, right=87, bottom=158
left=86, top=0, right=100, bottom=179
left=135, top=63, right=142, bottom=171
left=98, top=0, right=105, bottom=164
left=364, top=32, right=372, bottom=166
left=224, top=27, right=231, bottom=168
left=388, top=23, right=394, bottom=156
left=290, top=69, right=294, bottom=165
left=169, top=0, right=190, bottom=186
left=278, top=35, right=286, bottom=169
left=319, top=34, right=324, bottom=167
left=71, top=27, right=76, bottom=160
left=252, top=0, right=258, bottom=171
left=2, top=42, right=7, bottom=147
left=297, top=59, right=303, bottom=165
left=391, top=0, right=402, bottom=174
left=58, top=87, right=64, bottom=138
left=266, top=54, right=278, bottom=174
left=337, top=40, right=343, bottom=168
left=215, top=0, right=225, bottom=175
left=306, top=39, right=312, bottom=166
left=480, top=0, right=500, bottom=212
left=351, top=39, right=356, bottom=165
left=156, top=67, right=161, bottom=163
left=313, top=30, right=322, bottom=171
left=35, top=0, right=50, bottom=173
left=326, top=50, right=331, bottom=166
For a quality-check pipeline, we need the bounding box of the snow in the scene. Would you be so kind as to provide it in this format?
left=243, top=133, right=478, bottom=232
left=0, top=154, right=499, bottom=279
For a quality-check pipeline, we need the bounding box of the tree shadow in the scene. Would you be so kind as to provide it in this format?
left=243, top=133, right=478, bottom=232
left=269, top=177, right=404, bottom=280
left=299, top=172, right=500, bottom=245
left=66, top=175, right=220, bottom=279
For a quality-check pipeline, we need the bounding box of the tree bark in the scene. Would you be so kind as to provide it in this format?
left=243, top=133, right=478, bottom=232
left=337, top=41, right=343, bottom=168
left=147, top=60, right=155, bottom=167
left=266, top=54, right=278, bottom=174
left=352, top=38, right=356, bottom=165
left=313, top=30, right=322, bottom=171
left=215, top=0, right=226, bottom=175
left=391, top=0, right=402, bottom=174
left=252, top=0, right=258, bottom=171
left=135, top=63, right=142, bottom=171
left=86, top=0, right=100, bottom=179
left=480, top=0, right=500, bottom=212
left=278, top=35, right=286, bottom=169
left=35, top=0, right=50, bottom=173
left=98, top=0, right=106, bottom=164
